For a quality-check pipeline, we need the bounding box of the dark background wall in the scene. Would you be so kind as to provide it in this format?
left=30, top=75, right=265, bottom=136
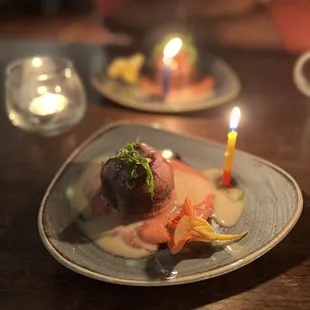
left=0, top=0, right=92, bottom=18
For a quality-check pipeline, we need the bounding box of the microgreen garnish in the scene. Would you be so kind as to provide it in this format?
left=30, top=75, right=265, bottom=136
left=107, top=142, right=155, bottom=197
left=223, top=189, right=245, bottom=203
left=236, top=190, right=245, bottom=202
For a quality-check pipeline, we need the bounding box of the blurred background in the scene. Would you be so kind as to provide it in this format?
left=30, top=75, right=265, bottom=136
left=0, top=0, right=107, bottom=43
left=2, top=0, right=308, bottom=54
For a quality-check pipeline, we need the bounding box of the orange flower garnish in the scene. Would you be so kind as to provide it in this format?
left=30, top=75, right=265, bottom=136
left=167, top=197, right=247, bottom=254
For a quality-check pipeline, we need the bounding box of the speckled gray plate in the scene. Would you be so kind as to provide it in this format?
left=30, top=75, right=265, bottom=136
left=38, top=122, right=303, bottom=286
left=91, top=52, right=241, bottom=113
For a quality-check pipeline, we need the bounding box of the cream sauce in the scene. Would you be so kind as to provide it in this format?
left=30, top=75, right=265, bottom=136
left=172, top=163, right=245, bottom=228
left=70, top=159, right=245, bottom=259
left=79, top=215, right=157, bottom=259
left=77, top=197, right=175, bottom=258
left=202, top=169, right=245, bottom=227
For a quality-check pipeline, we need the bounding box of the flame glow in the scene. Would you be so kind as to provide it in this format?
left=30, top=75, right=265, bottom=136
left=163, top=38, right=183, bottom=59
left=32, top=57, right=42, bottom=67
left=229, top=107, right=241, bottom=130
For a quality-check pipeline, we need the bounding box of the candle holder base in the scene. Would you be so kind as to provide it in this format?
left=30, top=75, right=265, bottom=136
left=6, top=104, right=86, bottom=137
left=221, top=170, right=238, bottom=188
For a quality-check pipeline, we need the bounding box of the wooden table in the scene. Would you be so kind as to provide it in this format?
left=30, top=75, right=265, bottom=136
left=0, top=41, right=310, bottom=310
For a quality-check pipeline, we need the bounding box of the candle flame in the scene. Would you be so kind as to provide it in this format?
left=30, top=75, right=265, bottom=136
left=163, top=38, right=183, bottom=59
left=29, top=93, right=67, bottom=116
left=229, top=107, right=241, bottom=130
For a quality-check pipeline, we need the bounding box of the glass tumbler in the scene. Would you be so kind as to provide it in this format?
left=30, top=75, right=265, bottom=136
left=5, top=56, right=87, bottom=137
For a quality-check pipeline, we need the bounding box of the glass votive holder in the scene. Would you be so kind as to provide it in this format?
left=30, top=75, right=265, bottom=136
left=5, top=56, right=87, bottom=137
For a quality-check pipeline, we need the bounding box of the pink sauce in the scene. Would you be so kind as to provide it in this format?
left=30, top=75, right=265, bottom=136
left=117, top=227, right=144, bottom=249
left=90, top=159, right=214, bottom=249
left=135, top=201, right=175, bottom=245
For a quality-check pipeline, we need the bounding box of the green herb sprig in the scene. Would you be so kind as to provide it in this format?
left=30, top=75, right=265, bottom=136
left=223, top=189, right=245, bottom=203
left=108, top=142, right=155, bottom=197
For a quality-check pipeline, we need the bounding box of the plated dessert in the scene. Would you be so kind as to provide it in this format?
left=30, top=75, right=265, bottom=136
left=38, top=122, right=302, bottom=286
left=77, top=141, right=246, bottom=259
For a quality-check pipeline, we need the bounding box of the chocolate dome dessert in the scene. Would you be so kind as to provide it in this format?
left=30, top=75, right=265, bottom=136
left=100, top=142, right=175, bottom=219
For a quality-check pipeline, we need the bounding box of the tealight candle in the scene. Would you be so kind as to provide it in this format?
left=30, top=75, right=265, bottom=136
left=162, top=37, right=183, bottom=100
left=222, top=107, right=241, bottom=187
left=29, top=93, right=68, bottom=117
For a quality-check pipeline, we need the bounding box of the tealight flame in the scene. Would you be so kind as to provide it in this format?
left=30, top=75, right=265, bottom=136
left=163, top=38, right=183, bottom=59
left=29, top=93, right=68, bottom=116
left=229, top=107, right=241, bottom=130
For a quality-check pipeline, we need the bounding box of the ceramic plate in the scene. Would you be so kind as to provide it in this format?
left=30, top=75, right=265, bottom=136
left=91, top=52, right=241, bottom=113
left=38, top=122, right=303, bottom=286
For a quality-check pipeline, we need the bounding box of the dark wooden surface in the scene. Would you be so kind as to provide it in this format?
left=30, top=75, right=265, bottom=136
left=0, top=40, right=310, bottom=310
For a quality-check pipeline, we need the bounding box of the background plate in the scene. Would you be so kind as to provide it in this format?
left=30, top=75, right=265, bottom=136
left=91, top=52, right=241, bottom=113
left=38, top=122, right=302, bottom=286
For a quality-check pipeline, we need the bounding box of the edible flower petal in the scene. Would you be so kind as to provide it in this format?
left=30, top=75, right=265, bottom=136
left=167, top=196, right=247, bottom=254
left=106, top=53, right=145, bottom=85
left=174, top=215, right=192, bottom=245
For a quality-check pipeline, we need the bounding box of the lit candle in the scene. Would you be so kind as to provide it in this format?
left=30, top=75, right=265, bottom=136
left=29, top=93, right=68, bottom=117
left=162, top=37, right=183, bottom=100
left=222, top=107, right=241, bottom=187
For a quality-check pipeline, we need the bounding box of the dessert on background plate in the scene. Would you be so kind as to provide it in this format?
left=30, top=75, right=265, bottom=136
left=106, top=34, right=215, bottom=100
left=91, top=34, right=241, bottom=113
left=150, top=34, right=200, bottom=89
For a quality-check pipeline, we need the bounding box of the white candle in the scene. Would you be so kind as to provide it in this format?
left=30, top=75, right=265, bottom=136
left=29, top=93, right=68, bottom=116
